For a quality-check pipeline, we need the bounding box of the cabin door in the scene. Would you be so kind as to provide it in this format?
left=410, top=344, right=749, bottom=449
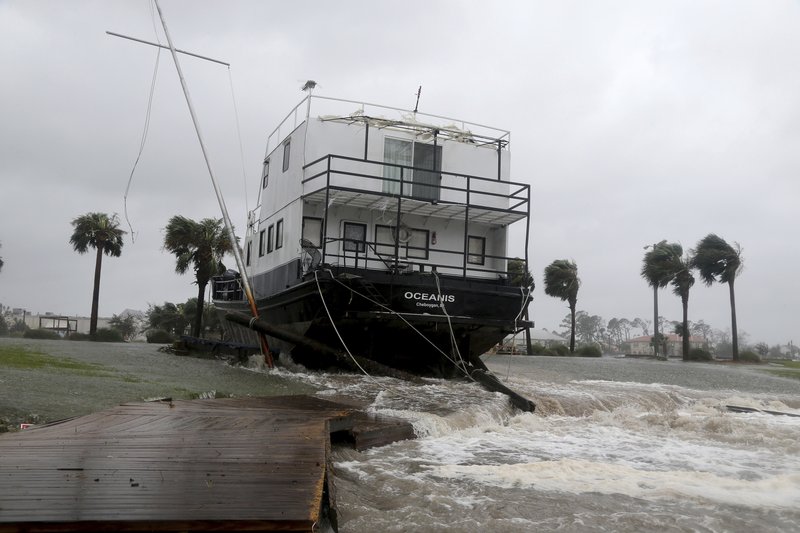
left=412, top=143, right=442, bottom=202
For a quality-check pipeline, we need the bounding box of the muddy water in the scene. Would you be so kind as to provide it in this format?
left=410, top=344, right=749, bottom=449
left=298, top=356, right=800, bottom=532
left=2, top=339, right=799, bottom=532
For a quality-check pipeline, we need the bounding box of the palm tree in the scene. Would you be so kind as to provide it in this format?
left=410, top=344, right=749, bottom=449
left=163, top=216, right=233, bottom=338
left=667, top=249, right=695, bottom=360
left=642, top=241, right=696, bottom=359
left=70, top=213, right=126, bottom=335
left=543, top=259, right=580, bottom=353
left=641, top=240, right=674, bottom=359
left=691, top=234, right=743, bottom=361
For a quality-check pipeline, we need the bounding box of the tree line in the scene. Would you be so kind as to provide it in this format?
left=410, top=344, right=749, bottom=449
left=539, top=233, right=745, bottom=361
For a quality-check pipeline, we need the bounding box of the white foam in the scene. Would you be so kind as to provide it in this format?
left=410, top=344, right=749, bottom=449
left=431, top=459, right=800, bottom=509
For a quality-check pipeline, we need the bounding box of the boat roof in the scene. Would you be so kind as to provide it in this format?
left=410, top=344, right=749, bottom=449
left=265, top=95, right=511, bottom=158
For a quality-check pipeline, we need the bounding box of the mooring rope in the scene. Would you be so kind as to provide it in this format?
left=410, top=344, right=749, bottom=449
left=324, top=269, right=474, bottom=381
left=432, top=270, right=470, bottom=376
left=313, top=270, right=374, bottom=380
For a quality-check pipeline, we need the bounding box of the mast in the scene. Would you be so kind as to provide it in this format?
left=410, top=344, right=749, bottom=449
left=153, top=0, right=273, bottom=367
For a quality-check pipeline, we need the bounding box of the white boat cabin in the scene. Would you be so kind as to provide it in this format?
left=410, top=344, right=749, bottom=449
left=241, top=96, right=529, bottom=295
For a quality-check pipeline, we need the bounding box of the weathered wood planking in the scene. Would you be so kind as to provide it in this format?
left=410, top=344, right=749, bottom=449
left=0, top=395, right=414, bottom=532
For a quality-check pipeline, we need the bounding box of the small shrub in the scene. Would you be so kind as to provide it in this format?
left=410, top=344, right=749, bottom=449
left=92, top=328, right=124, bottom=343
left=146, top=329, right=175, bottom=344
left=738, top=350, right=761, bottom=363
left=22, top=329, right=61, bottom=340
left=576, top=344, right=602, bottom=357
left=528, top=343, right=548, bottom=355
left=687, top=348, right=712, bottom=361
left=552, top=344, right=570, bottom=357
left=68, top=332, right=91, bottom=341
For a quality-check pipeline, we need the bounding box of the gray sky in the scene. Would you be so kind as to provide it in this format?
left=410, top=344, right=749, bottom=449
left=1, top=0, right=798, bottom=346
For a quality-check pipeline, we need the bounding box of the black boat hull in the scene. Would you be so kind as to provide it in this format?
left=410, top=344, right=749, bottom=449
left=215, top=268, right=529, bottom=377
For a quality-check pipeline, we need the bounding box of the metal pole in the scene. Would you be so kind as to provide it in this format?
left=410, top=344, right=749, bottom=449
left=153, top=0, right=272, bottom=366
left=106, top=31, right=230, bottom=66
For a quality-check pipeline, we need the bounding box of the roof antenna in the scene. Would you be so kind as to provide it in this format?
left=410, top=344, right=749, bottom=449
left=413, top=85, right=422, bottom=113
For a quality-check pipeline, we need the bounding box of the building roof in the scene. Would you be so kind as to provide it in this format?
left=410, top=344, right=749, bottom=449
left=506, top=329, right=565, bottom=343
left=627, top=334, right=706, bottom=343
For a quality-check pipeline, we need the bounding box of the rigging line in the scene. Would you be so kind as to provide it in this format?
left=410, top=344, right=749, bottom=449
left=324, top=269, right=472, bottom=379
left=313, top=270, right=375, bottom=381
left=433, top=270, right=470, bottom=376
left=226, top=67, right=249, bottom=215
left=324, top=270, right=455, bottom=363
left=123, top=45, right=161, bottom=243
left=506, top=286, right=531, bottom=379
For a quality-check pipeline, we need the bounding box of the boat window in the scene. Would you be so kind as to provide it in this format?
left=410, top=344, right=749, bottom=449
left=467, top=235, right=485, bottom=265
left=258, top=229, right=266, bottom=257
left=375, top=224, right=403, bottom=257
left=383, top=138, right=412, bottom=195
left=267, top=224, right=274, bottom=253
left=412, top=143, right=442, bottom=202
left=406, top=228, right=429, bottom=259
left=282, top=139, right=291, bottom=172
left=246, top=240, right=252, bottom=266
left=343, top=222, right=366, bottom=253
left=383, top=138, right=441, bottom=201
left=276, top=219, right=283, bottom=249
left=262, top=158, right=270, bottom=189
left=302, top=217, right=323, bottom=247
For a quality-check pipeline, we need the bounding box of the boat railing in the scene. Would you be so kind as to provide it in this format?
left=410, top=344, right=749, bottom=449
left=211, top=275, right=245, bottom=302
left=302, top=154, right=530, bottom=279
left=302, top=154, right=529, bottom=215
left=264, top=95, right=511, bottom=158
left=323, top=236, right=518, bottom=280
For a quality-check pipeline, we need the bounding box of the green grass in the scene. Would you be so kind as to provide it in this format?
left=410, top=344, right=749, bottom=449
left=0, top=345, right=113, bottom=377
left=763, top=360, right=800, bottom=381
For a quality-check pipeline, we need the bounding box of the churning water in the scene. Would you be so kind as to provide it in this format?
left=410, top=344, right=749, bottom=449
left=2, top=339, right=798, bottom=531
left=269, top=355, right=800, bottom=532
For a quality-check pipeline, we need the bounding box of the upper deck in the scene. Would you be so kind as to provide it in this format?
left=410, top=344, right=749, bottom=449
left=245, top=95, right=530, bottom=282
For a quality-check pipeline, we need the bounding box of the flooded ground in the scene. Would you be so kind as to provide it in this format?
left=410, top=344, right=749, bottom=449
left=0, top=337, right=316, bottom=425
left=2, top=339, right=799, bottom=532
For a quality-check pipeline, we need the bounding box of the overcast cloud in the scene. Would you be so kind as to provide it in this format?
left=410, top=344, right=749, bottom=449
left=1, top=0, right=798, bottom=346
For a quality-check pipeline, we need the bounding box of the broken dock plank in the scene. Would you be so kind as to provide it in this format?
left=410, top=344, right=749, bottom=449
left=0, top=395, right=414, bottom=532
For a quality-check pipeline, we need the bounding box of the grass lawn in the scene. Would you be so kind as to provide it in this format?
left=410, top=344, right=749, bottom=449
left=763, top=359, right=800, bottom=381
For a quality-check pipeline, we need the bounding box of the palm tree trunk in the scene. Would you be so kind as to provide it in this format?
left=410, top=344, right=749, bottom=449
left=652, top=285, right=659, bottom=359
left=569, top=304, right=576, bottom=353
left=194, top=281, right=207, bottom=338
left=681, top=295, right=690, bottom=361
left=729, top=279, right=738, bottom=362
left=90, top=245, right=103, bottom=335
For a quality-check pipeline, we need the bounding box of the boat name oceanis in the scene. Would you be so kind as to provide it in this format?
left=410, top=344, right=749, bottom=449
left=404, top=292, right=455, bottom=303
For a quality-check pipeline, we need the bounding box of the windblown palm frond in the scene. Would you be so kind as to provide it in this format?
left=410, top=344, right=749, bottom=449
left=163, top=215, right=233, bottom=338
left=641, top=240, right=682, bottom=288
left=690, top=234, right=742, bottom=285
left=543, top=259, right=579, bottom=305
left=70, top=212, right=125, bottom=257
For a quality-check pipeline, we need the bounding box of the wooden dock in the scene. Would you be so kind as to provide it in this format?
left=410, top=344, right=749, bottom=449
left=0, top=395, right=415, bottom=532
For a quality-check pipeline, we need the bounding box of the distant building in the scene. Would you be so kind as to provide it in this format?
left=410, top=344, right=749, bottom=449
left=501, top=328, right=566, bottom=353
left=623, top=334, right=708, bottom=357
left=2, top=307, right=110, bottom=336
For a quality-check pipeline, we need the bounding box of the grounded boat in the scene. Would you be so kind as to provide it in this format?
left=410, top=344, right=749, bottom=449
left=213, top=95, right=532, bottom=378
